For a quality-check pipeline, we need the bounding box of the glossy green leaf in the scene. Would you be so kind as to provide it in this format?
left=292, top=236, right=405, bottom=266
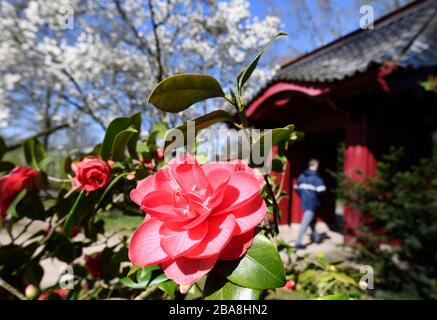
left=63, top=190, right=86, bottom=236
left=152, top=123, right=168, bottom=140
left=204, top=270, right=261, bottom=300
left=6, top=189, right=28, bottom=218
left=15, top=192, right=46, bottom=220
left=164, top=110, right=235, bottom=149
left=148, top=74, right=225, bottom=113
left=0, top=136, right=6, bottom=160
left=148, top=272, right=169, bottom=286
left=120, top=276, right=149, bottom=289
left=251, top=125, right=298, bottom=166
left=101, top=117, right=130, bottom=160
left=121, top=266, right=164, bottom=289
left=158, top=281, right=177, bottom=299
left=147, top=130, right=160, bottom=147
left=127, top=112, right=141, bottom=159
left=111, top=126, right=138, bottom=161
left=236, top=32, right=287, bottom=95
left=94, top=172, right=128, bottom=210
left=23, top=138, right=46, bottom=169
left=217, top=233, right=286, bottom=290
left=24, top=261, right=44, bottom=286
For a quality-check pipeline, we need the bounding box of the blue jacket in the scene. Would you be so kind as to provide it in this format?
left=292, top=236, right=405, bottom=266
left=294, top=169, right=326, bottom=211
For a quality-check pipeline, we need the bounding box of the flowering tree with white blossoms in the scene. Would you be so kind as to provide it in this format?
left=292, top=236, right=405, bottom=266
left=0, top=0, right=281, bottom=149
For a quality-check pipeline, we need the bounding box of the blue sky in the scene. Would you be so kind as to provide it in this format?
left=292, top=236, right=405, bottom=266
left=248, top=0, right=411, bottom=61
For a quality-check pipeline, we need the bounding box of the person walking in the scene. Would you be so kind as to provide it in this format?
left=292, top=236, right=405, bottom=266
left=294, top=159, right=326, bottom=249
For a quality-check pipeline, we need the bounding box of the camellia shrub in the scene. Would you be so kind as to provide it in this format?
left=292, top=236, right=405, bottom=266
left=0, top=33, right=349, bottom=300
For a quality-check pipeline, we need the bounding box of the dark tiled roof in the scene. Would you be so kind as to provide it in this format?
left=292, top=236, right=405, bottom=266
left=275, top=0, right=437, bottom=83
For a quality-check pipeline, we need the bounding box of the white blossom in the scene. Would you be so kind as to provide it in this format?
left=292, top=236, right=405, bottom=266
left=0, top=0, right=282, bottom=146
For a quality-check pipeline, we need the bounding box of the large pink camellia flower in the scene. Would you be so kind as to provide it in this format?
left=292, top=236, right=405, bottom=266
left=0, top=166, right=38, bottom=219
left=72, top=157, right=111, bottom=192
left=129, top=155, right=267, bottom=285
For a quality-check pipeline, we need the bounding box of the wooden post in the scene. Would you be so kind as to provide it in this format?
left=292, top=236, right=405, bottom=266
left=343, top=114, right=377, bottom=243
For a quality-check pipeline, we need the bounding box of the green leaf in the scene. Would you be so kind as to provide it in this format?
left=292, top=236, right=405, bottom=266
left=148, top=74, right=225, bottom=113
left=63, top=190, right=86, bottom=236
left=94, top=172, right=128, bottom=210
left=0, top=136, right=6, bottom=160
left=312, top=293, right=350, bottom=300
left=101, top=117, right=130, bottom=160
left=38, top=156, right=53, bottom=170
left=251, top=125, right=298, bottom=166
left=120, top=276, right=148, bottom=289
left=128, top=112, right=141, bottom=159
left=24, top=261, right=44, bottom=286
left=164, top=110, right=235, bottom=149
left=236, top=32, right=287, bottom=95
left=111, top=126, right=138, bottom=161
left=147, top=131, right=160, bottom=147
left=15, top=192, right=46, bottom=220
left=0, top=161, right=15, bottom=173
left=298, top=269, right=317, bottom=283
left=136, top=265, right=160, bottom=283
left=120, top=266, right=164, bottom=289
left=23, top=138, right=46, bottom=169
left=148, top=272, right=169, bottom=286
left=158, top=281, right=177, bottom=299
left=204, top=270, right=261, bottom=300
left=152, top=123, right=168, bottom=140
left=6, top=189, right=28, bottom=218
left=331, top=272, right=358, bottom=286
left=217, top=233, right=285, bottom=290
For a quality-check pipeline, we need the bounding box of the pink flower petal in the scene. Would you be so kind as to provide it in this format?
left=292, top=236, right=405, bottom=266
left=212, top=171, right=261, bottom=215
left=201, top=162, right=236, bottom=176
left=154, top=167, right=179, bottom=193
left=160, top=221, right=209, bottom=258
left=171, top=163, right=211, bottom=200
left=129, top=218, right=169, bottom=266
left=141, top=191, right=188, bottom=222
left=161, top=254, right=219, bottom=285
left=185, top=214, right=236, bottom=259
left=232, top=196, right=267, bottom=235
left=219, top=229, right=255, bottom=261
left=205, top=168, right=231, bottom=191
left=130, top=175, right=155, bottom=205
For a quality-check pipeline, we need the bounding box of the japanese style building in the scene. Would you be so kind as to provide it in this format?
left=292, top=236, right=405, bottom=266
left=246, top=0, right=437, bottom=239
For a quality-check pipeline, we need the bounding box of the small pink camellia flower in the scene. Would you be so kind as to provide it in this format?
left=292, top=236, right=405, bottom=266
left=283, top=279, right=296, bottom=291
left=84, top=253, right=103, bottom=279
left=129, top=154, right=267, bottom=285
left=0, top=166, right=38, bottom=219
left=71, top=157, right=111, bottom=192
